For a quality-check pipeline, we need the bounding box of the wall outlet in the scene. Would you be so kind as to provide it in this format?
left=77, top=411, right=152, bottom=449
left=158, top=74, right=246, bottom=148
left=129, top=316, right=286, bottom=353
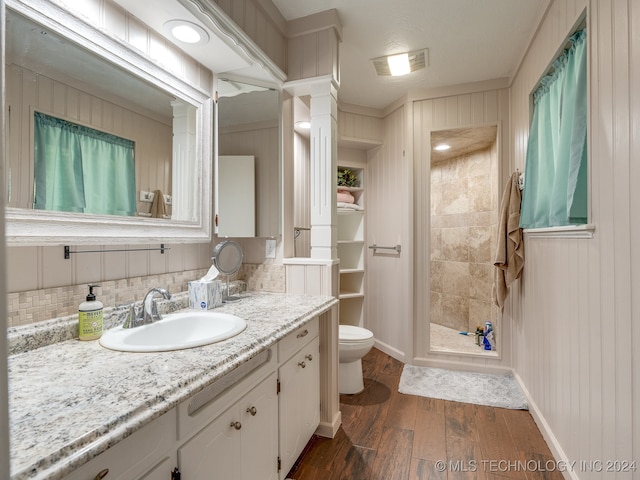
left=265, top=238, right=276, bottom=259
left=139, top=190, right=154, bottom=202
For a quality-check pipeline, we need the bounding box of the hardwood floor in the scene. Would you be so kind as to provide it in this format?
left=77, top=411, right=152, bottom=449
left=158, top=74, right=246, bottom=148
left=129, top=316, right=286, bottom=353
left=287, top=348, right=563, bottom=480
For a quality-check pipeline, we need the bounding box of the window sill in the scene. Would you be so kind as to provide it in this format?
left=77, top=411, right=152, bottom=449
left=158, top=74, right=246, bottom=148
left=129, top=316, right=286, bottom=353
left=523, top=224, right=595, bottom=239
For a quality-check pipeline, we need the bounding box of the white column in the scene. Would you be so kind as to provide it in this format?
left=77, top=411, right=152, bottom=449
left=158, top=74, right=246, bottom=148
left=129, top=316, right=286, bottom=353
left=309, top=82, right=338, bottom=261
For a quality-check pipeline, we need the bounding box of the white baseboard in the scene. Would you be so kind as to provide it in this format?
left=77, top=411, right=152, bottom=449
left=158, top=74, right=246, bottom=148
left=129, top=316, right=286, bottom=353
left=315, top=411, right=342, bottom=439
left=374, top=339, right=406, bottom=363
left=512, top=371, right=576, bottom=480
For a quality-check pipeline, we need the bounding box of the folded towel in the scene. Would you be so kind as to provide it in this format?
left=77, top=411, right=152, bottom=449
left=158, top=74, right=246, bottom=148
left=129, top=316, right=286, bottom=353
left=150, top=189, right=167, bottom=218
left=493, top=172, right=525, bottom=309
left=337, top=190, right=355, bottom=203
left=337, top=202, right=364, bottom=211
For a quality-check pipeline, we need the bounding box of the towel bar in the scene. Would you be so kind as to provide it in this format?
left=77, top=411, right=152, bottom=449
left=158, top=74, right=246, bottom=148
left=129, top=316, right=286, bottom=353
left=64, top=244, right=169, bottom=259
left=368, top=244, right=401, bottom=254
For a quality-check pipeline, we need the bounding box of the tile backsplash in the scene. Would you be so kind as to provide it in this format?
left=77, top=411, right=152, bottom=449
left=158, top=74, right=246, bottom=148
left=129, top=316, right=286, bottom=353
left=8, top=263, right=286, bottom=327
left=7, top=269, right=208, bottom=328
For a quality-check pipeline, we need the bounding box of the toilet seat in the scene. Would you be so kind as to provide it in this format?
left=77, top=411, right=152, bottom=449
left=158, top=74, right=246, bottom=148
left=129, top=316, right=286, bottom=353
left=339, top=325, right=374, bottom=343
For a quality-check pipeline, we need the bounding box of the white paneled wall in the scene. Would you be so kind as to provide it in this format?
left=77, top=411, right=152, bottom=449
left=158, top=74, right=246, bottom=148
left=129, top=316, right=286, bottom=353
left=508, top=0, right=640, bottom=475
left=212, top=0, right=287, bottom=72
left=287, top=9, right=341, bottom=85
left=366, top=106, right=412, bottom=361
left=411, top=84, right=511, bottom=371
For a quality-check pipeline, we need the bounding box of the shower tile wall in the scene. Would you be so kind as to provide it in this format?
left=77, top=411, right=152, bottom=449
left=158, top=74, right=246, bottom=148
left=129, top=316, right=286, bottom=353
left=430, top=141, right=498, bottom=332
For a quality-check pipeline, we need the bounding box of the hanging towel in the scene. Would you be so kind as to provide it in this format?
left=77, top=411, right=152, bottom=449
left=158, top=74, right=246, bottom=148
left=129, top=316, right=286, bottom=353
left=493, top=172, right=525, bottom=310
left=150, top=189, right=167, bottom=218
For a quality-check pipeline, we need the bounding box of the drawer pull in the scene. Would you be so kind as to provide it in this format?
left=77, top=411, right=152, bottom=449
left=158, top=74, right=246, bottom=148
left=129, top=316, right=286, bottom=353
left=298, top=361, right=306, bottom=368
left=305, top=354, right=313, bottom=361
left=230, top=421, right=242, bottom=430
left=296, top=329, right=309, bottom=339
left=246, top=406, right=257, bottom=416
left=94, top=470, right=109, bottom=480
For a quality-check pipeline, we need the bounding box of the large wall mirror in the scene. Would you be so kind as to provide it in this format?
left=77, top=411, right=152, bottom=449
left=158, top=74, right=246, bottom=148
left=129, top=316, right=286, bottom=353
left=4, top=1, right=213, bottom=245
left=216, top=78, right=281, bottom=238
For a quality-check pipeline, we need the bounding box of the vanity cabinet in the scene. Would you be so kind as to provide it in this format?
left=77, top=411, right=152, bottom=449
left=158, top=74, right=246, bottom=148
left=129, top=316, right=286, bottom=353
left=278, top=320, right=320, bottom=479
left=178, top=372, right=279, bottom=480
left=62, top=317, right=321, bottom=480
left=62, top=409, right=177, bottom=480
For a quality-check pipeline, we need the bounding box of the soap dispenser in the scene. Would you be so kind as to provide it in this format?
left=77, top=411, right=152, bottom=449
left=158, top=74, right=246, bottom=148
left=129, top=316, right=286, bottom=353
left=79, top=284, right=103, bottom=341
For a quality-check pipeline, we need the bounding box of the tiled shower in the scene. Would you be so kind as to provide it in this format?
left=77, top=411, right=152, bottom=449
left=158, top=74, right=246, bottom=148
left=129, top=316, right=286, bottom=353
left=430, top=127, right=499, bottom=352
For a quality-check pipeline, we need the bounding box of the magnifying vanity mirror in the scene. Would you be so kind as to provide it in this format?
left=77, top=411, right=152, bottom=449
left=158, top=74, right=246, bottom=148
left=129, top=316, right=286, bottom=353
left=216, top=78, right=281, bottom=238
left=212, top=240, right=243, bottom=302
left=4, top=1, right=213, bottom=245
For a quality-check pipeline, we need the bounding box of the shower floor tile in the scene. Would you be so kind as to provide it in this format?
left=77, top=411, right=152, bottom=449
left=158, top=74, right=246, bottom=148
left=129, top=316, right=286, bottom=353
left=430, top=323, right=498, bottom=356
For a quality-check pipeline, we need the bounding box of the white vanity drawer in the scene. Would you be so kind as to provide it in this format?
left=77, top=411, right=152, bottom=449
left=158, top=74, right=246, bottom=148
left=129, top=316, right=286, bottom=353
left=278, top=317, right=319, bottom=362
left=177, top=348, right=276, bottom=441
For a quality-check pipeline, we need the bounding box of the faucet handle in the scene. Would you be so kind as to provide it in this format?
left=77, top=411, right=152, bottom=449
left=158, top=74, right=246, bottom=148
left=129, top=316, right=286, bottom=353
left=149, top=298, right=159, bottom=320
left=123, top=303, right=142, bottom=328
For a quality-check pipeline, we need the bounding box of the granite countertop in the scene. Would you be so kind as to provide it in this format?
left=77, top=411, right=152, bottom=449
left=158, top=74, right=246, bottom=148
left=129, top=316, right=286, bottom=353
left=8, top=292, right=338, bottom=480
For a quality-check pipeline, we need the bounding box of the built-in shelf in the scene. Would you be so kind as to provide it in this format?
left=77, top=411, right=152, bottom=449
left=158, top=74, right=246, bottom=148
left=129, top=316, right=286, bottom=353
left=337, top=164, right=365, bottom=327
left=339, top=291, right=365, bottom=299
left=339, top=268, right=364, bottom=275
left=338, top=136, right=383, bottom=150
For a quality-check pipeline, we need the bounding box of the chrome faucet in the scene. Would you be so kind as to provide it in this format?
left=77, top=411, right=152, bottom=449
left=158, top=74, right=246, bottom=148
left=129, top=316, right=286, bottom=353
left=123, top=287, right=172, bottom=328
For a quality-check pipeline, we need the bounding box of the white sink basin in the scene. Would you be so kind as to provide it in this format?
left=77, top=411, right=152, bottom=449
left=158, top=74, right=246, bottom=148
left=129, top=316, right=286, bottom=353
left=99, top=311, right=247, bottom=352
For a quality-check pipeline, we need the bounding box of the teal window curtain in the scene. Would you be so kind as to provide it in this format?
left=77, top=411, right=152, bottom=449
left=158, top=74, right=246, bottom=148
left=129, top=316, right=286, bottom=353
left=519, top=29, right=588, bottom=228
left=33, top=112, right=136, bottom=216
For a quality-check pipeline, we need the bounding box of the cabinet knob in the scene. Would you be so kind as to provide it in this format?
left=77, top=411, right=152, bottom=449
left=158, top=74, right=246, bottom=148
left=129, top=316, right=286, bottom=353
left=94, top=469, right=109, bottom=480
left=230, top=421, right=242, bottom=430
left=296, top=329, right=309, bottom=339
left=246, top=406, right=257, bottom=416
left=298, top=361, right=306, bottom=368
left=305, top=354, right=313, bottom=361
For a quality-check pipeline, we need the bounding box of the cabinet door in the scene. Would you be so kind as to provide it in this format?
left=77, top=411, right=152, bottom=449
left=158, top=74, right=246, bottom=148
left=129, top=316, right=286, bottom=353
left=178, top=373, right=278, bottom=480
left=63, top=409, right=176, bottom=480
left=240, top=373, right=278, bottom=480
left=278, top=336, right=320, bottom=478
left=139, top=455, right=176, bottom=480
left=178, top=405, right=241, bottom=479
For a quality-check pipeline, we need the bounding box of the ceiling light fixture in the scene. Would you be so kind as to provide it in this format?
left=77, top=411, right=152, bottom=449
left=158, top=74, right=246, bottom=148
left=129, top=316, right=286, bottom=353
left=386, top=53, right=411, bottom=76
left=434, top=144, right=451, bottom=151
left=371, top=49, right=428, bottom=77
left=295, top=121, right=311, bottom=129
left=164, top=20, right=209, bottom=45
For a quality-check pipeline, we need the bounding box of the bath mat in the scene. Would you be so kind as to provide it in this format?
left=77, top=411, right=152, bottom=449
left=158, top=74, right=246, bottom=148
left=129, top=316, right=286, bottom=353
left=398, top=365, right=528, bottom=410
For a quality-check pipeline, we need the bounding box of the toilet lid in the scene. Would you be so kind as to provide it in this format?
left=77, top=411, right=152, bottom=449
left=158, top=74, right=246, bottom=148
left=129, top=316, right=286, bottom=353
left=339, top=325, right=374, bottom=342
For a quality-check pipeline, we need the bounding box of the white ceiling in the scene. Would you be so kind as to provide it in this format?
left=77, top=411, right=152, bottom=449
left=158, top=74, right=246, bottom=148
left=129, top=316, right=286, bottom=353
left=273, top=0, right=547, bottom=109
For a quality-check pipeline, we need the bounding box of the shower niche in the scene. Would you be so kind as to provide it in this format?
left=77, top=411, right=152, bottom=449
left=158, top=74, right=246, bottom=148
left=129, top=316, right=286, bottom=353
left=429, top=125, right=500, bottom=356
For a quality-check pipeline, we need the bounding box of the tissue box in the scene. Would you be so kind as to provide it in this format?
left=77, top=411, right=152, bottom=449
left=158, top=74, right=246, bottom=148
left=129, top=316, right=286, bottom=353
left=188, top=280, right=223, bottom=310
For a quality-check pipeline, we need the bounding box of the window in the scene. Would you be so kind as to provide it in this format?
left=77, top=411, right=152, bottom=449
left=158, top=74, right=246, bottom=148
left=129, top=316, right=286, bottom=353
left=33, top=112, right=136, bottom=216
left=519, top=28, right=588, bottom=229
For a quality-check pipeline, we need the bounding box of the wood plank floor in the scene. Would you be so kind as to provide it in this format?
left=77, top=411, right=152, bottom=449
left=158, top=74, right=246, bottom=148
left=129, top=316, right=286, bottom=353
left=286, top=348, right=563, bottom=480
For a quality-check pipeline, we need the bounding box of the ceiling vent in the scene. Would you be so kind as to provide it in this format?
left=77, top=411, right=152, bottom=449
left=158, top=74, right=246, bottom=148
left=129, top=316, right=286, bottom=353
left=371, top=49, right=428, bottom=76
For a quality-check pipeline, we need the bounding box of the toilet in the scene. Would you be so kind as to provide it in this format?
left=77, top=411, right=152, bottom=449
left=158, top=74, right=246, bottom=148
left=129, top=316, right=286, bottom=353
left=338, top=325, right=375, bottom=394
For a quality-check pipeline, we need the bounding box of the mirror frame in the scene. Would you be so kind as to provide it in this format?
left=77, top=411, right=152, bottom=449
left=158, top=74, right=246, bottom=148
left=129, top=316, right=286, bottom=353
left=4, top=0, right=213, bottom=246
